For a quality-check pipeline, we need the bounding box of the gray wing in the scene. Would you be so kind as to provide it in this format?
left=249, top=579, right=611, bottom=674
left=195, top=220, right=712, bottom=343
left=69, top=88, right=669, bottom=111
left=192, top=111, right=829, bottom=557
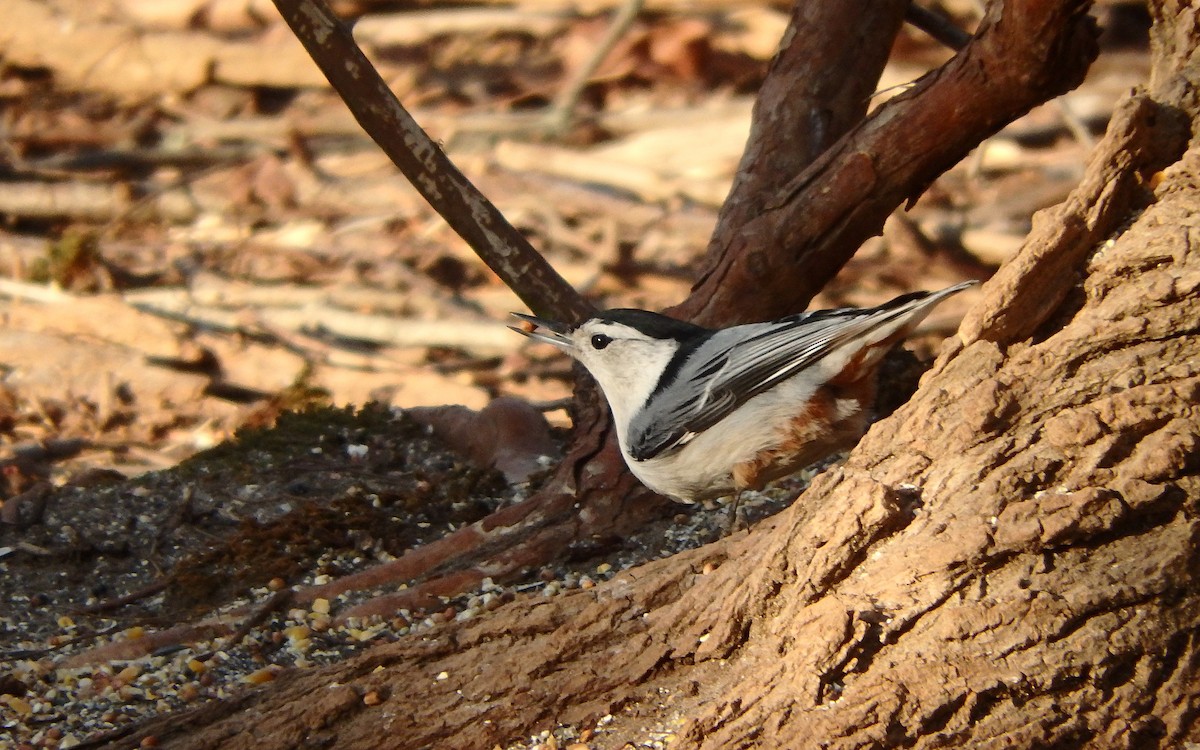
left=627, top=283, right=974, bottom=461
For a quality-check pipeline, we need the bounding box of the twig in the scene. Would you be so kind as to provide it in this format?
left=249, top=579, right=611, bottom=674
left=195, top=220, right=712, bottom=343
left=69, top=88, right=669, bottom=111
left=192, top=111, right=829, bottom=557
left=1055, top=95, right=1098, bottom=148
left=270, top=0, right=593, bottom=325
left=9, top=438, right=91, bottom=464
left=126, top=289, right=520, bottom=351
left=543, top=0, right=646, bottom=135
left=0, top=623, right=121, bottom=662
left=226, top=588, right=294, bottom=647
left=26, top=144, right=274, bottom=173
left=353, top=7, right=568, bottom=47
left=72, top=578, right=172, bottom=615
left=166, top=96, right=756, bottom=148
left=0, top=180, right=198, bottom=223
left=905, top=4, right=971, bottom=51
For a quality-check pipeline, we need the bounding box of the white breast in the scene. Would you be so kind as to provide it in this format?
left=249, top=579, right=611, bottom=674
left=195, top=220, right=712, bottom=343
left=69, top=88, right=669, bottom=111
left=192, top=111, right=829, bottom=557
left=621, top=375, right=823, bottom=502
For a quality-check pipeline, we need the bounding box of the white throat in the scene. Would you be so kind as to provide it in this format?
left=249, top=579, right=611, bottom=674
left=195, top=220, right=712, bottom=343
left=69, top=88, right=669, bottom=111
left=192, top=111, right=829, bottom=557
left=571, top=327, right=680, bottom=452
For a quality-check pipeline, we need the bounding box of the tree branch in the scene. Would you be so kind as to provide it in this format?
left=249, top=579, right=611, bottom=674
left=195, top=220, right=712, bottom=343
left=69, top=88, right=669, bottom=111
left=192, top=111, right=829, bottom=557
left=270, top=0, right=593, bottom=324
left=905, top=4, right=971, bottom=51
left=689, top=0, right=910, bottom=314
left=678, top=0, right=1099, bottom=326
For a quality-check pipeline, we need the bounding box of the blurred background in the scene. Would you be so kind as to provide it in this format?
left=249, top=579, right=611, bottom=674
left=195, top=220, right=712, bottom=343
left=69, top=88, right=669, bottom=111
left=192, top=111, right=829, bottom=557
left=0, top=0, right=1150, bottom=482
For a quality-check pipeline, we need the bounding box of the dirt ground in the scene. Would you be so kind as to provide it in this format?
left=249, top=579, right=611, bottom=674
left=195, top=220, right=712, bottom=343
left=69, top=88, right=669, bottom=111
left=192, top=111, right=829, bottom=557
left=0, top=1, right=1150, bottom=747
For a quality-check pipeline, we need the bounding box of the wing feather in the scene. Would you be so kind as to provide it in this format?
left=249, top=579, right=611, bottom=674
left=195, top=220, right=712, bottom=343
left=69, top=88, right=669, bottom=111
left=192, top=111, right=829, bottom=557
left=627, top=283, right=973, bottom=460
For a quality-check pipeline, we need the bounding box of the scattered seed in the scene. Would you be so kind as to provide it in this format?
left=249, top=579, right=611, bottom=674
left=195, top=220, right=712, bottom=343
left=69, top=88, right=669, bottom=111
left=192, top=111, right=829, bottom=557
left=2, top=695, right=32, bottom=716
left=244, top=668, right=279, bottom=684
left=117, top=665, right=142, bottom=683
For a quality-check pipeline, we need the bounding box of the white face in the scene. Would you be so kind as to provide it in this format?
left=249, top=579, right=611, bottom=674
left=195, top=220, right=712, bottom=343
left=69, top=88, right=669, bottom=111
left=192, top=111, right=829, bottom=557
left=565, top=320, right=679, bottom=435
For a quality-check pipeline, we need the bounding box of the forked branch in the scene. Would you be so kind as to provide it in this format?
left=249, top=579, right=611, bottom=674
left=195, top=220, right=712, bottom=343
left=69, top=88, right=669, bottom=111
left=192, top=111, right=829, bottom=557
left=681, top=0, right=1099, bottom=326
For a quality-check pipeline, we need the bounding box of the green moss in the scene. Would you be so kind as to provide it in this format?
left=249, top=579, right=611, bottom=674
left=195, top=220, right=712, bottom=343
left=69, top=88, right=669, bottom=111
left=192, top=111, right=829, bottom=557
left=31, top=229, right=102, bottom=286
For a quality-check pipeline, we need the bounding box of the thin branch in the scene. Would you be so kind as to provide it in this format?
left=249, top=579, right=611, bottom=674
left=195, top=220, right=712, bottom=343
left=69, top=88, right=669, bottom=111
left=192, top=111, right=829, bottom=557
left=71, top=578, right=171, bottom=614
left=543, top=0, right=646, bottom=135
left=270, top=0, right=593, bottom=324
left=905, top=4, right=971, bottom=51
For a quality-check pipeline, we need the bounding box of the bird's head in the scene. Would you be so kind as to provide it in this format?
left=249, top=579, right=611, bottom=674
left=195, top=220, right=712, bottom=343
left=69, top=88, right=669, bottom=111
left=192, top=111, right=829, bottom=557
left=510, top=309, right=706, bottom=425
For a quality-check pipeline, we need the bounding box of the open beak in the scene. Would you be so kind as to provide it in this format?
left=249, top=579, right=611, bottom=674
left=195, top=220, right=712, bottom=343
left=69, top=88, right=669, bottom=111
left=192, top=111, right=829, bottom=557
left=509, top=312, right=574, bottom=350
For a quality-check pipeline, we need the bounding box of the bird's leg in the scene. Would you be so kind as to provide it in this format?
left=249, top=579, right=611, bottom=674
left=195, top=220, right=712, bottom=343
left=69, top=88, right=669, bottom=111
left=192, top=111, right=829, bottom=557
left=724, top=491, right=744, bottom=535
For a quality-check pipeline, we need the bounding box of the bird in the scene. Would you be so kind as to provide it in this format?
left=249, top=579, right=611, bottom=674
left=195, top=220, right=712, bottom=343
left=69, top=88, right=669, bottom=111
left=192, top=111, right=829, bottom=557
left=510, top=281, right=976, bottom=507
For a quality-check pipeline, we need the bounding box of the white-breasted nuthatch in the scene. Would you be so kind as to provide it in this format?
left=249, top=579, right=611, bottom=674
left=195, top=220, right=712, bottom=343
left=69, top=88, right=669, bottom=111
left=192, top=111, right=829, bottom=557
left=511, top=281, right=975, bottom=504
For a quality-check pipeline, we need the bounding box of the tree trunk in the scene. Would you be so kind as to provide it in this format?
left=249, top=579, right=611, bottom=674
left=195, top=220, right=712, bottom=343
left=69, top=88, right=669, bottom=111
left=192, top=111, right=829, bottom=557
left=109, top=3, right=1200, bottom=749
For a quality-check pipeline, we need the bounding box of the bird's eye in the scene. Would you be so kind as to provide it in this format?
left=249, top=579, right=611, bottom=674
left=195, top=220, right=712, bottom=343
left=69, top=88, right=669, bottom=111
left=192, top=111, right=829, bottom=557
left=590, top=334, right=612, bottom=350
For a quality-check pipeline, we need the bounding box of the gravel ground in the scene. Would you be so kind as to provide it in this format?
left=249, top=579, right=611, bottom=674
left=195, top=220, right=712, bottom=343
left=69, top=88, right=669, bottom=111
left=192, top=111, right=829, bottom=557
left=0, top=404, right=813, bottom=749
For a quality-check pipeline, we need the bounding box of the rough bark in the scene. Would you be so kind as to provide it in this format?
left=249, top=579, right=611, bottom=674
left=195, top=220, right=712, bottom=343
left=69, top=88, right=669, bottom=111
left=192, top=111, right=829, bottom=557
left=100, top=3, right=1200, bottom=749
left=108, top=8, right=1200, bottom=748
left=110, top=74, right=1200, bottom=748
